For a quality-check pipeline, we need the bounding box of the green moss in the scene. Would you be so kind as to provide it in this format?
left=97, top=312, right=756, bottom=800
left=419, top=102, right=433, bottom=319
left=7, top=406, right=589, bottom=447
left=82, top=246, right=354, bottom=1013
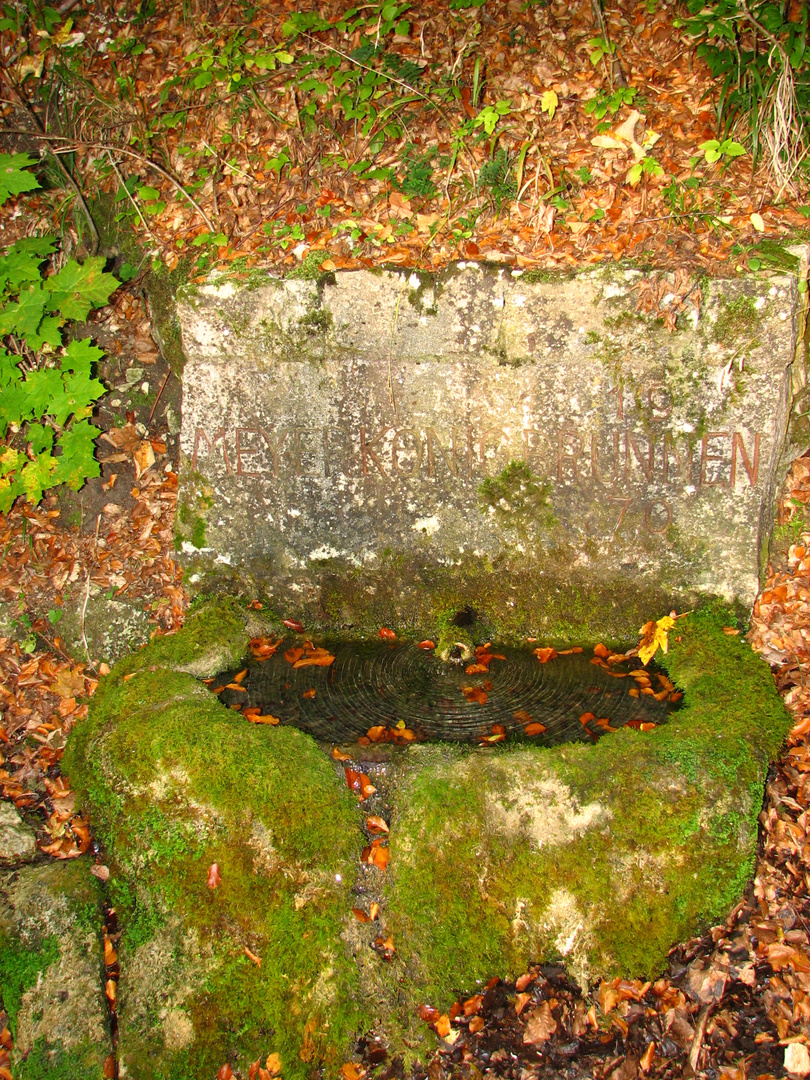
left=478, top=460, right=556, bottom=533
left=286, top=251, right=335, bottom=281
left=0, top=937, right=60, bottom=1033
left=190, top=516, right=206, bottom=549
left=712, top=295, right=761, bottom=343
left=15, top=1039, right=104, bottom=1080
left=63, top=597, right=367, bottom=1080
left=385, top=605, right=791, bottom=1009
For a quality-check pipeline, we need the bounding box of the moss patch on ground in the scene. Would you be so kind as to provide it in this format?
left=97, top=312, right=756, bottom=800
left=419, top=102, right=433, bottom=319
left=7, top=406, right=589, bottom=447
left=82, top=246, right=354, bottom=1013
left=63, top=597, right=367, bottom=1080
left=0, top=860, right=109, bottom=1078
left=384, top=606, right=790, bottom=1017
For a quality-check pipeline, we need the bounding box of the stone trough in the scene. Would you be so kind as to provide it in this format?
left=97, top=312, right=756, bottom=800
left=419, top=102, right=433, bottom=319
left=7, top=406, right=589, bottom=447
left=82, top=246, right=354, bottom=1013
left=46, top=264, right=802, bottom=1078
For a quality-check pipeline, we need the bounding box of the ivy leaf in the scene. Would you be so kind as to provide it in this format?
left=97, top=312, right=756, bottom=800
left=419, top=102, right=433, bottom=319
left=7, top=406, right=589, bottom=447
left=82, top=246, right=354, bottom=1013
left=26, top=422, right=54, bottom=455
left=52, top=419, right=101, bottom=490
left=0, top=153, right=40, bottom=205
left=20, top=368, right=64, bottom=422
left=63, top=337, right=105, bottom=374
left=44, top=257, right=118, bottom=322
left=0, top=281, right=47, bottom=344
left=18, top=452, right=58, bottom=505
left=57, top=366, right=106, bottom=425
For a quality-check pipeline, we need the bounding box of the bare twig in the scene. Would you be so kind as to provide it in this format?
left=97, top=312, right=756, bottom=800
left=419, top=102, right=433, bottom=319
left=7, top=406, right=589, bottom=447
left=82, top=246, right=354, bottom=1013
left=0, top=129, right=217, bottom=231
left=688, top=1003, right=713, bottom=1072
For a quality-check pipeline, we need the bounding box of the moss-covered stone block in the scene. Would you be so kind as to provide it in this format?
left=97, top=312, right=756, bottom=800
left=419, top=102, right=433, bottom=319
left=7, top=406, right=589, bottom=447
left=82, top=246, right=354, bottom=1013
left=63, top=597, right=366, bottom=1080
left=0, top=860, right=110, bottom=1078
left=384, top=607, right=791, bottom=1016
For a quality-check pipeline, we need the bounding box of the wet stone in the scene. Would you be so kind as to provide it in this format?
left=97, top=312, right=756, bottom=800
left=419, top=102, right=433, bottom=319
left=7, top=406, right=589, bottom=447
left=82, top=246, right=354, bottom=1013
left=0, top=802, right=36, bottom=864
left=177, top=265, right=796, bottom=634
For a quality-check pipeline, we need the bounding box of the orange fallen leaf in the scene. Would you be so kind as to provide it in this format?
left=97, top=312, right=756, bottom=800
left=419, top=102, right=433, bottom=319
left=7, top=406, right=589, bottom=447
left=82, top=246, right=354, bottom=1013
left=265, top=1053, right=282, bottom=1077
left=232, top=669, right=248, bottom=683
left=104, top=935, right=117, bottom=967
left=352, top=907, right=371, bottom=922
left=369, top=901, right=380, bottom=920
left=435, top=1015, right=452, bottom=1038
left=366, top=815, right=389, bottom=833
left=513, top=710, right=533, bottom=724
left=249, top=714, right=280, bottom=725
left=579, top=712, right=595, bottom=726
left=524, top=722, right=547, bottom=736
left=360, top=774, right=377, bottom=799
left=378, top=627, right=396, bottom=640
left=332, top=747, right=352, bottom=760
left=515, top=992, right=532, bottom=1015
left=461, top=685, right=488, bottom=704
left=216, top=1066, right=234, bottom=1080
left=463, top=993, right=484, bottom=1016
left=640, top=1041, right=655, bottom=1072
left=534, top=647, right=558, bottom=663
left=340, top=1063, right=364, bottom=1080
left=465, top=662, right=489, bottom=674
left=469, top=1015, right=485, bottom=1034
left=593, top=643, right=610, bottom=658
left=284, top=647, right=305, bottom=664
left=417, top=640, right=435, bottom=650
left=225, top=683, right=247, bottom=692
left=249, top=637, right=282, bottom=660
left=244, top=946, right=262, bottom=966
left=105, top=978, right=117, bottom=1004
left=207, top=863, right=222, bottom=889
left=367, top=725, right=388, bottom=742
left=302, top=688, right=316, bottom=699
left=283, top=618, right=305, bottom=632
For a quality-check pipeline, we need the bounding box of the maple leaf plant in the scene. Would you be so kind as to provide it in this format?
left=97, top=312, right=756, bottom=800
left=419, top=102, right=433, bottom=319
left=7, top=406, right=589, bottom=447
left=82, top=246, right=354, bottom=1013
left=0, top=153, right=117, bottom=512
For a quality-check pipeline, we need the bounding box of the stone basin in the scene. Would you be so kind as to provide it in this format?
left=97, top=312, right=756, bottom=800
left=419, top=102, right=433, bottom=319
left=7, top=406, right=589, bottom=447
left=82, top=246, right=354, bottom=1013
left=62, top=596, right=791, bottom=1080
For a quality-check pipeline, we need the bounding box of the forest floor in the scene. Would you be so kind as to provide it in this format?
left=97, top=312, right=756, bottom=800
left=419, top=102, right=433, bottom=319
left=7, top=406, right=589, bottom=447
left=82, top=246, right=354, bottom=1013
left=2, top=0, right=810, bottom=1076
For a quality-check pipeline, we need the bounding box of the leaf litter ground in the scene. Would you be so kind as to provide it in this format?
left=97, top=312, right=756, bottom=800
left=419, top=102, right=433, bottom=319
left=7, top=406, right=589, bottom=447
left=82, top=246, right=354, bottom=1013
left=0, top=0, right=807, bottom=276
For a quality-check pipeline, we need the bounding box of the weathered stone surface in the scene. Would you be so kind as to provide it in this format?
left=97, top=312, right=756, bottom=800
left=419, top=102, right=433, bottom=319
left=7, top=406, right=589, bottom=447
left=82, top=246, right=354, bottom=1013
left=60, top=585, right=151, bottom=667
left=63, top=600, right=366, bottom=1080
left=177, top=266, right=796, bottom=638
left=0, top=802, right=36, bottom=864
left=0, top=860, right=109, bottom=1077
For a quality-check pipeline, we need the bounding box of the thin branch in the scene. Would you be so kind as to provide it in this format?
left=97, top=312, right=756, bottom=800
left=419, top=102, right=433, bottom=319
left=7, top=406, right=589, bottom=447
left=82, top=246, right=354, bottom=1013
left=0, top=129, right=216, bottom=231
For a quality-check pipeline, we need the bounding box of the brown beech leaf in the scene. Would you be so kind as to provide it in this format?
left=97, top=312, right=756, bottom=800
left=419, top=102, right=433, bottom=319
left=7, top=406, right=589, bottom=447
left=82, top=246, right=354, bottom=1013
left=366, top=815, right=389, bottom=833
left=534, top=647, right=558, bottom=663
left=524, top=722, right=547, bottom=736
left=523, top=1001, right=557, bottom=1044
left=469, top=1015, right=485, bottom=1034
left=216, top=1066, right=234, bottom=1080
left=461, top=685, right=488, bottom=704
left=352, top=907, right=371, bottom=922
left=378, top=627, right=396, bottom=640
left=332, top=747, right=352, bottom=761
left=248, top=713, right=280, bottom=725
left=265, top=1054, right=282, bottom=1077
left=104, top=935, right=117, bottom=967
left=283, top=618, right=305, bottom=632
left=302, top=688, right=316, bottom=699
left=207, top=862, right=222, bottom=889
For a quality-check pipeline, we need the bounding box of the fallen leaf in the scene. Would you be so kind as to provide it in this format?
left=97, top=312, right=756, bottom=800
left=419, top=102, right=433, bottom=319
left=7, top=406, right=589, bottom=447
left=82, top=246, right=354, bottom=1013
left=417, top=640, right=435, bottom=650
left=248, top=714, right=280, bottom=725
left=265, top=1053, right=282, bottom=1077
left=133, top=440, right=156, bottom=479
left=302, top=687, right=316, bottom=699
left=340, top=1064, right=363, bottom=1080
left=378, top=627, right=396, bottom=640
left=367, top=725, right=388, bottom=742
left=207, top=863, right=222, bottom=889
left=283, top=618, right=304, bottom=632
left=515, top=992, right=532, bottom=1015
left=523, top=1001, right=557, bottom=1044
left=469, top=1015, right=485, bottom=1033
left=638, top=615, right=676, bottom=665
left=352, top=907, right=371, bottom=922
left=465, top=662, right=489, bottom=674
left=640, top=1041, right=655, bottom=1073
left=332, top=747, right=352, bottom=760
left=534, top=647, right=558, bottom=663
left=216, top=1066, right=234, bottom=1080
left=105, top=978, right=117, bottom=1004
left=91, top=863, right=110, bottom=881
left=524, top=722, right=547, bottom=736
left=244, top=946, right=262, bottom=966
left=461, top=685, right=488, bottom=704
left=104, top=935, right=117, bottom=966
left=366, top=815, right=389, bottom=833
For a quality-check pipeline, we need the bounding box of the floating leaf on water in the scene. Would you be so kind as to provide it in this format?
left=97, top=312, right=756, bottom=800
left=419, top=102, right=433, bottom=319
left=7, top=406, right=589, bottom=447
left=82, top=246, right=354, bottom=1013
left=533, top=647, right=558, bottom=663
left=378, top=627, right=396, bottom=640
left=302, top=688, right=316, bottom=699
left=579, top=711, right=595, bottom=726
left=249, top=713, right=280, bottom=725
left=461, top=685, right=488, bottom=704
left=465, top=662, right=490, bottom=674
left=524, top=722, right=547, bottom=736
left=417, top=640, right=435, bottom=650
left=593, top=643, right=610, bottom=658
left=513, top=709, right=534, bottom=724
left=283, top=618, right=304, bottom=632
left=332, top=747, right=352, bottom=761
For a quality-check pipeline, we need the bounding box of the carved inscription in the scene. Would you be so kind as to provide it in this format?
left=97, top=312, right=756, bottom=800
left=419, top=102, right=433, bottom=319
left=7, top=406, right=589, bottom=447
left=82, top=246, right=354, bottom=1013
left=192, top=421, right=763, bottom=492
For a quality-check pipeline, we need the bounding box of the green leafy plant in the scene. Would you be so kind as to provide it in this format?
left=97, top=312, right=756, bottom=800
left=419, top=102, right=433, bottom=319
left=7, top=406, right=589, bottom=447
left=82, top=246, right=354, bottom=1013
left=0, top=154, right=117, bottom=513
left=626, top=155, right=665, bottom=186
left=583, top=86, right=637, bottom=120
left=676, top=0, right=809, bottom=189
left=698, top=137, right=747, bottom=164
left=587, top=35, right=616, bottom=67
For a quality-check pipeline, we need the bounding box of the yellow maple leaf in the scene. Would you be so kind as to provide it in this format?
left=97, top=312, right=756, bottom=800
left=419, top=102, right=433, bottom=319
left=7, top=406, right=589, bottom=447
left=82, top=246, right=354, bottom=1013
left=637, top=615, right=675, bottom=666
left=540, top=90, right=558, bottom=119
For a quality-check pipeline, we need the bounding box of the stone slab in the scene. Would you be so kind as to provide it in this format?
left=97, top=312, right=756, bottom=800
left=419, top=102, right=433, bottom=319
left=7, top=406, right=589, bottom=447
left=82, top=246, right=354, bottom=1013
left=177, top=265, right=796, bottom=636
